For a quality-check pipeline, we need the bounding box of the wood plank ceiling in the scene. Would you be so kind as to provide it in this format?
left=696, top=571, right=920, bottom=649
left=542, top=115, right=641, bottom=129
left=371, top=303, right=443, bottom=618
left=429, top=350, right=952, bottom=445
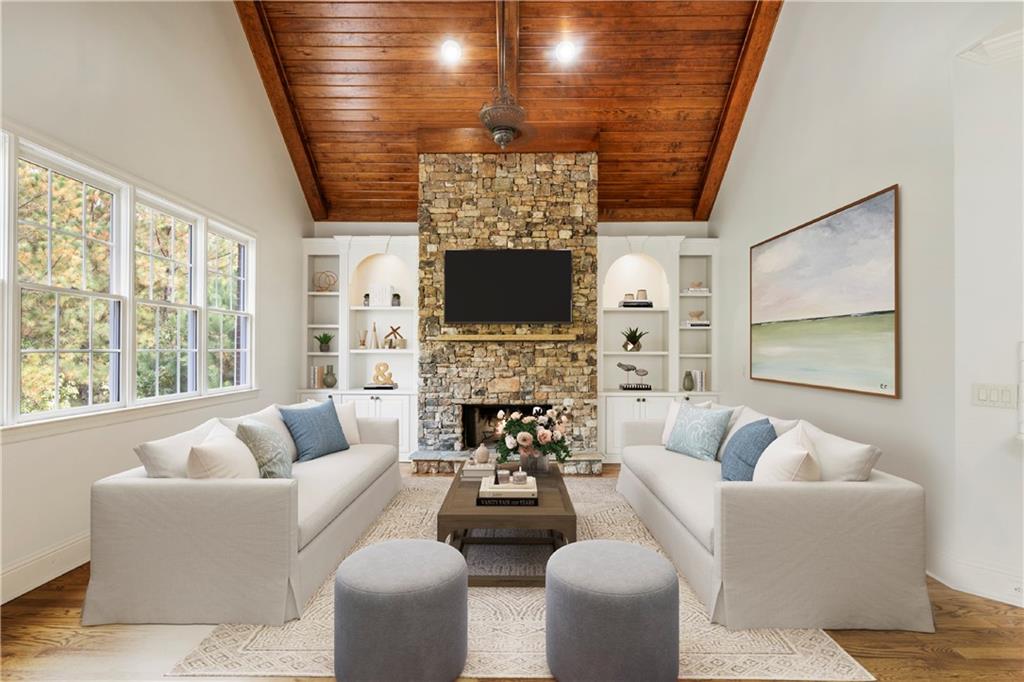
left=236, top=1, right=782, bottom=222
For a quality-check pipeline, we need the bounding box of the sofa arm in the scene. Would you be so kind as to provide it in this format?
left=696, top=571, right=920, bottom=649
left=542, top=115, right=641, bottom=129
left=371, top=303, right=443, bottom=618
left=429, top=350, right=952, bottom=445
left=622, top=420, right=663, bottom=448
left=714, top=471, right=934, bottom=631
left=357, top=417, right=399, bottom=451
left=83, top=467, right=299, bottom=625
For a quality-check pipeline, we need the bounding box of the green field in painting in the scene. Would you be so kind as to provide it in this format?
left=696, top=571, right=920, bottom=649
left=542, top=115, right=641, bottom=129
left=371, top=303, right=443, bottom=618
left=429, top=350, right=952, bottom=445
left=751, top=312, right=896, bottom=395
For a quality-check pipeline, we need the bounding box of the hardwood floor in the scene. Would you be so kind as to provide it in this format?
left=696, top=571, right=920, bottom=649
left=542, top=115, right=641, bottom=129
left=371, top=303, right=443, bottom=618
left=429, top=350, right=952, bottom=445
left=2, top=466, right=1021, bottom=681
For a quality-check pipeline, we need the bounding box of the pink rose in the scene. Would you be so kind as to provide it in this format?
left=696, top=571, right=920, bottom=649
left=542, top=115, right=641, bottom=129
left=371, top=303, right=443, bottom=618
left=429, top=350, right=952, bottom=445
left=538, top=428, right=552, bottom=445
left=546, top=409, right=557, bottom=420
left=523, top=415, right=537, bottom=423
left=516, top=432, right=534, bottom=448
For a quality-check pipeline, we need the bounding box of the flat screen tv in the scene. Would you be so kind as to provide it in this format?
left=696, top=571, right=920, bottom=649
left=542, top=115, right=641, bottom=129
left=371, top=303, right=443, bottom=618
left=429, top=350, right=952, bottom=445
left=445, top=249, right=572, bottom=324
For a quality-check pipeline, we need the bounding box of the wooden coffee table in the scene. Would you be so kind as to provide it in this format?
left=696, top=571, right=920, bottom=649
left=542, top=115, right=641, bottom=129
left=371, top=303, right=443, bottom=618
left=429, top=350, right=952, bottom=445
left=436, top=464, right=577, bottom=587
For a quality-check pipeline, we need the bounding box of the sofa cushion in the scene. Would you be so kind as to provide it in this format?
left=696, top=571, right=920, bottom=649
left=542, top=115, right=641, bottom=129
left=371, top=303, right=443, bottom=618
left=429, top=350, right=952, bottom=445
left=293, top=443, right=396, bottom=548
left=336, top=401, right=362, bottom=445
left=753, top=423, right=821, bottom=482
left=721, top=419, right=777, bottom=481
left=622, top=445, right=720, bottom=553
left=221, top=404, right=301, bottom=462
left=660, top=399, right=712, bottom=445
left=280, top=399, right=349, bottom=462
left=718, top=406, right=799, bottom=458
left=135, top=418, right=230, bottom=478
left=801, top=421, right=882, bottom=481
left=236, top=421, right=293, bottom=479
left=665, top=406, right=734, bottom=461
left=186, top=432, right=260, bottom=479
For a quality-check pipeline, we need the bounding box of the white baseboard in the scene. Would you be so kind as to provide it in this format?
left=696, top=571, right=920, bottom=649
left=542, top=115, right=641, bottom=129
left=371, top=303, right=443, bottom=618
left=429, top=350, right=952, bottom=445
left=929, top=553, right=1024, bottom=607
left=1, top=531, right=90, bottom=604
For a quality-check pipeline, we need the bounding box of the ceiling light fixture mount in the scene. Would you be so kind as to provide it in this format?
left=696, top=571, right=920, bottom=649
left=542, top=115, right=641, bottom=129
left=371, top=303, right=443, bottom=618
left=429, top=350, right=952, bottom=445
left=440, top=39, right=462, bottom=64
left=555, top=39, right=578, bottom=64
left=479, top=0, right=526, bottom=149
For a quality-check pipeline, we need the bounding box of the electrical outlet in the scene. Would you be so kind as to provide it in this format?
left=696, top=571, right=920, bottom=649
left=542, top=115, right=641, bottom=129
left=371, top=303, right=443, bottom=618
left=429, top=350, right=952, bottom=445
left=972, top=383, right=1019, bottom=409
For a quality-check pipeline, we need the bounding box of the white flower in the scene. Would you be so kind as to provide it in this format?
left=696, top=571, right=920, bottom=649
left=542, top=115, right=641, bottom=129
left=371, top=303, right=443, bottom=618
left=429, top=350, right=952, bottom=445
left=523, top=415, right=537, bottom=423
left=538, top=416, right=549, bottom=426
left=505, top=434, right=517, bottom=450
left=552, top=430, right=563, bottom=442
left=497, top=409, right=506, bottom=420
left=510, top=411, right=522, bottom=420
left=546, top=409, right=557, bottom=420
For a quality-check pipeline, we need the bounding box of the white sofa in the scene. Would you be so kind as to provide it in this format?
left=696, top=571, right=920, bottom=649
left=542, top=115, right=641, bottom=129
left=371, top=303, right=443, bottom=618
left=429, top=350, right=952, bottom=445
left=82, top=415, right=401, bottom=626
left=616, top=415, right=935, bottom=632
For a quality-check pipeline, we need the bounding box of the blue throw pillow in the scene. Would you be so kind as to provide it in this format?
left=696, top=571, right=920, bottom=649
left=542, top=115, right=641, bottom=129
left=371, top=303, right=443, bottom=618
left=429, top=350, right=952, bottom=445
left=279, top=399, right=349, bottom=462
left=665, top=406, right=734, bottom=461
left=721, top=418, right=777, bottom=481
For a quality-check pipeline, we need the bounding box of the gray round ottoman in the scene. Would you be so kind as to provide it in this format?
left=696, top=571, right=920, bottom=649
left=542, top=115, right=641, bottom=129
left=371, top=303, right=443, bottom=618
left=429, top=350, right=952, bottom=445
left=545, top=540, right=679, bottom=682
left=334, top=539, right=467, bottom=682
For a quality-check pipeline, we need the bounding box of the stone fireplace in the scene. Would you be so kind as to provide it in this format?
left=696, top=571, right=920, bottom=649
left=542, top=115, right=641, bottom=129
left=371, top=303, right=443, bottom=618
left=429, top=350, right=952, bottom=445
left=418, top=152, right=598, bottom=452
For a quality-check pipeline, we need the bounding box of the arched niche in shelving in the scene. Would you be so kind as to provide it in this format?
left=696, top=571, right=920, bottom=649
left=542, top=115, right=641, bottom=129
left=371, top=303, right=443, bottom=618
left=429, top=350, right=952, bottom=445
left=601, top=253, right=670, bottom=308
left=349, top=253, right=415, bottom=307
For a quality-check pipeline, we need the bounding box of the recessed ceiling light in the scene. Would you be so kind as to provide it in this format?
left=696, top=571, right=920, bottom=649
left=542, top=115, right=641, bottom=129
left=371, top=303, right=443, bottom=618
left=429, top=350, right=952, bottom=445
left=440, top=39, right=462, bottom=64
left=554, top=40, right=578, bottom=64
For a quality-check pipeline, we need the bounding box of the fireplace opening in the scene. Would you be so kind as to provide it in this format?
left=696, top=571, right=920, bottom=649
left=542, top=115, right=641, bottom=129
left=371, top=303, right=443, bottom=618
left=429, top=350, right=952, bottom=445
left=460, top=403, right=553, bottom=449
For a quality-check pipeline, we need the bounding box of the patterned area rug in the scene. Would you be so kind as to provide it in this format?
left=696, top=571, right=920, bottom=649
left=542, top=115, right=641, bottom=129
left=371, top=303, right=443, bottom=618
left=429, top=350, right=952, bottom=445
left=170, top=475, right=873, bottom=680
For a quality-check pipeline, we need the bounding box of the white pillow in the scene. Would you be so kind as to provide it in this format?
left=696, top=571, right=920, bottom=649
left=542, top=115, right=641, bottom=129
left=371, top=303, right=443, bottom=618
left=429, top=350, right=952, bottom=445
left=753, top=423, right=821, bottom=482
left=661, top=399, right=713, bottom=445
left=801, top=422, right=881, bottom=481
left=222, top=405, right=302, bottom=462
left=135, top=418, right=230, bottom=478
left=187, top=432, right=259, bottom=479
left=718, top=406, right=799, bottom=457
left=335, top=401, right=361, bottom=445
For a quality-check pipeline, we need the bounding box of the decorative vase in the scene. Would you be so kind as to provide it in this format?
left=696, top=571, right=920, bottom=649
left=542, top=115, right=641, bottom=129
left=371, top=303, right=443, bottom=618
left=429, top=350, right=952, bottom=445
left=688, top=310, right=705, bottom=321
left=683, top=370, right=695, bottom=392
left=323, top=366, right=337, bottom=388
left=392, top=293, right=402, bottom=307
left=319, top=342, right=330, bottom=352
left=474, top=444, right=490, bottom=464
left=622, top=340, right=642, bottom=352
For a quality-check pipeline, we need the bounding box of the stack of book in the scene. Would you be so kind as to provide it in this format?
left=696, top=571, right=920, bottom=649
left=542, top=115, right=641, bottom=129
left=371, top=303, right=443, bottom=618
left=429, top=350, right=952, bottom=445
left=619, top=300, right=654, bottom=308
left=685, top=287, right=711, bottom=295
left=684, top=319, right=711, bottom=328
left=461, top=461, right=496, bottom=479
left=477, top=476, right=538, bottom=506
left=686, top=369, right=708, bottom=392
left=309, top=366, right=326, bottom=389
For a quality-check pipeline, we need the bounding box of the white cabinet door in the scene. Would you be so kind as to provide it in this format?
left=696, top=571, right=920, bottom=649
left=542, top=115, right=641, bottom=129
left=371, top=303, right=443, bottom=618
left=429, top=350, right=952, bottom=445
left=375, top=395, right=410, bottom=454
left=604, top=395, right=643, bottom=456
left=340, top=394, right=376, bottom=419
left=641, top=396, right=673, bottom=424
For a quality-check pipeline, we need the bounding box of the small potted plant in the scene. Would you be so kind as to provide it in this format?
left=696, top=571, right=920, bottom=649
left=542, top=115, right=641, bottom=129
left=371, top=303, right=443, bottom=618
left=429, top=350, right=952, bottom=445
left=313, top=332, right=334, bottom=352
left=621, top=327, right=648, bottom=352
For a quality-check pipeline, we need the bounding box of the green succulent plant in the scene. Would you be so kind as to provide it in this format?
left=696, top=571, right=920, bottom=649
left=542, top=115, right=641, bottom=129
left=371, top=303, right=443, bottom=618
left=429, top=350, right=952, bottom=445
left=313, top=332, right=335, bottom=345
left=621, top=327, right=649, bottom=344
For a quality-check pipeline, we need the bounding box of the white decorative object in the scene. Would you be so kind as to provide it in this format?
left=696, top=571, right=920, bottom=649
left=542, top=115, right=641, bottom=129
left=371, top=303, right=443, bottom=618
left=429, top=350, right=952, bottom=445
left=752, top=424, right=821, bottom=482
left=474, top=444, right=490, bottom=464
left=369, top=283, right=394, bottom=307
left=186, top=433, right=260, bottom=479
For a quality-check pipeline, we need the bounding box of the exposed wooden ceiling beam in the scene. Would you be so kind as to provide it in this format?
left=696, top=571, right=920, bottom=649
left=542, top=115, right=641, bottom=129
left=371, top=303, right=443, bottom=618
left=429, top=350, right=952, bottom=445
left=693, top=0, right=783, bottom=221
left=235, top=0, right=328, bottom=220
left=503, top=0, right=520, bottom=97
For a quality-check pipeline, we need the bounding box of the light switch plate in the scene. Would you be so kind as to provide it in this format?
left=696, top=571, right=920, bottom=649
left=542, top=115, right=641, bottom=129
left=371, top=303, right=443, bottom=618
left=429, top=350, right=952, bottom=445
left=972, top=383, right=1019, bottom=409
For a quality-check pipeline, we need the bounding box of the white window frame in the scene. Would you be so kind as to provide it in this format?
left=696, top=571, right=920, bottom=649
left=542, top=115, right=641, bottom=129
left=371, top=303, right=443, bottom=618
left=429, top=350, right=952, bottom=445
left=6, top=138, right=130, bottom=424
left=204, top=222, right=256, bottom=394
left=131, top=192, right=203, bottom=406
left=1, top=130, right=258, bottom=427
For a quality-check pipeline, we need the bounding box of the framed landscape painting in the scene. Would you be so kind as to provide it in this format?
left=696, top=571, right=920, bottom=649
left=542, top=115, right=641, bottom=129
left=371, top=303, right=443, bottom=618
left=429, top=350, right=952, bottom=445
left=750, top=185, right=899, bottom=398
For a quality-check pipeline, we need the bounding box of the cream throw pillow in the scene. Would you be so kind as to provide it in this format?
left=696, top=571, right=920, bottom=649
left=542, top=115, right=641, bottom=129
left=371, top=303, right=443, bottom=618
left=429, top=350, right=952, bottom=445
left=753, top=423, right=821, bottom=482
left=135, top=419, right=229, bottom=478
left=187, top=432, right=260, bottom=479
left=718, top=405, right=799, bottom=458
left=801, top=422, right=881, bottom=481
left=661, top=399, right=713, bottom=445
left=335, top=401, right=362, bottom=445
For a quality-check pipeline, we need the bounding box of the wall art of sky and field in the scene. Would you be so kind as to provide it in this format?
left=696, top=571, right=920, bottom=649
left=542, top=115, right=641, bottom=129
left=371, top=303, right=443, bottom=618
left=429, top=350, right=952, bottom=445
left=750, top=189, right=897, bottom=396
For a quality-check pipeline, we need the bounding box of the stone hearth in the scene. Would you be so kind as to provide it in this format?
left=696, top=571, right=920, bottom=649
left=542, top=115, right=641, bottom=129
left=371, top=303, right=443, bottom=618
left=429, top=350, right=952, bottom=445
left=417, top=152, right=599, bottom=452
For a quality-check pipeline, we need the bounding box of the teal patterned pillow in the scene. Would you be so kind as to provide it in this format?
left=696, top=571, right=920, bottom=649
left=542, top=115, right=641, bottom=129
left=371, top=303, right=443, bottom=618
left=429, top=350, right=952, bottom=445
left=236, top=421, right=292, bottom=478
left=666, top=406, right=735, bottom=461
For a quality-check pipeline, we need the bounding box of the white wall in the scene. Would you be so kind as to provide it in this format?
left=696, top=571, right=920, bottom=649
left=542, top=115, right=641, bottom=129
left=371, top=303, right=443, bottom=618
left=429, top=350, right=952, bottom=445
left=709, top=1, right=1023, bottom=605
left=1, top=1, right=312, bottom=601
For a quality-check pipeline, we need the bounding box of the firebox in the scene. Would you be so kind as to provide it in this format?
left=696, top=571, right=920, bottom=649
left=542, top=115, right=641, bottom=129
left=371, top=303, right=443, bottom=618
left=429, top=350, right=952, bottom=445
left=460, top=403, right=553, bottom=449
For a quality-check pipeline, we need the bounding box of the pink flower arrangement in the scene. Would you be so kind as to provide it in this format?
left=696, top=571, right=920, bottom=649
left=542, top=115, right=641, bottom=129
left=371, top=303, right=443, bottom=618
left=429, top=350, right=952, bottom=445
left=495, top=404, right=573, bottom=464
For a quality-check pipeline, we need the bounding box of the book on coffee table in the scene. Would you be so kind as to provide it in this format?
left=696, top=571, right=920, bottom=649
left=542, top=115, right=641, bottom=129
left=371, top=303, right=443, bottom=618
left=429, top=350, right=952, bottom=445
left=460, top=461, right=496, bottom=479
left=477, top=476, right=538, bottom=505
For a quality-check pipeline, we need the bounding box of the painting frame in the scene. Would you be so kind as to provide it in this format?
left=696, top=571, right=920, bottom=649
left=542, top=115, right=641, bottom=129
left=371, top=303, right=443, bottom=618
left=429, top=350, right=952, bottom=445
left=749, top=185, right=900, bottom=399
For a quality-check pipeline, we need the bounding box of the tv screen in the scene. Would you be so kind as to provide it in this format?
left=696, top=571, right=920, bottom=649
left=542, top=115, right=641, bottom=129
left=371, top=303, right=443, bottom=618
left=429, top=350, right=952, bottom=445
left=445, top=249, right=572, bottom=324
